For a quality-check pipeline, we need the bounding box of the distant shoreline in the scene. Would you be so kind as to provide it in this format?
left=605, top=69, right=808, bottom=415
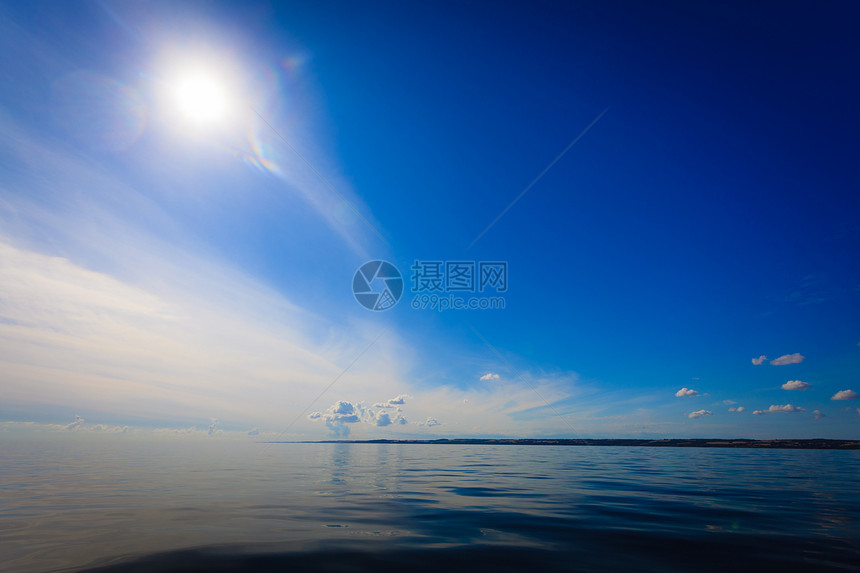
left=262, top=438, right=860, bottom=450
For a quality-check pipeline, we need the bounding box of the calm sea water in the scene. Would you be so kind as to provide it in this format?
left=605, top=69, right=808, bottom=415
left=1, top=439, right=859, bottom=572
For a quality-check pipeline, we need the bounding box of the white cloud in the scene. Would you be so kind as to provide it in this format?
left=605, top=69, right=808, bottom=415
left=480, top=373, right=500, bottom=381
left=307, top=397, right=412, bottom=435
left=0, top=238, right=415, bottom=437
left=722, top=400, right=736, bottom=405
left=782, top=380, right=810, bottom=391
left=688, top=410, right=712, bottom=419
left=812, top=410, right=825, bottom=420
left=752, top=404, right=807, bottom=415
left=831, top=389, right=858, bottom=401
left=751, top=355, right=767, bottom=365
left=728, top=406, right=745, bottom=413
left=770, top=353, right=804, bottom=366
left=675, top=387, right=699, bottom=397
left=419, top=417, right=441, bottom=427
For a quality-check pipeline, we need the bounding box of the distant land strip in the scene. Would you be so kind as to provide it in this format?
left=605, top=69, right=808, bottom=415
left=263, top=438, right=860, bottom=450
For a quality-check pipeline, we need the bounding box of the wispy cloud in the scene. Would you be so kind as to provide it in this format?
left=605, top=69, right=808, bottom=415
left=770, top=353, right=804, bottom=366
left=812, top=410, right=825, bottom=420
left=751, top=355, right=767, bottom=365
left=752, top=404, right=806, bottom=415
left=830, top=389, right=858, bottom=401
left=782, top=380, right=810, bottom=391
left=0, top=238, right=413, bottom=436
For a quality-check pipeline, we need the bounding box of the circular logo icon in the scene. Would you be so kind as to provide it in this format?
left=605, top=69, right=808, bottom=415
left=352, top=260, right=403, bottom=311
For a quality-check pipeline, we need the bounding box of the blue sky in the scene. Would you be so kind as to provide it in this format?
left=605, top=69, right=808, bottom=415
left=0, top=0, right=858, bottom=440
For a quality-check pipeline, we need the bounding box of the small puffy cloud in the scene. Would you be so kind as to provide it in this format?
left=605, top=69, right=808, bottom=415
left=752, top=404, right=807, bottom=415
left=688, top=410, right=712, bottom=419
left=419, top=417, right=441, bottom=427
left=376, top=394, right=408, bottom=407
left=675, top=387, right=699, bottom=397
left=812, top=410, right=825, bottom=421
left=331, top=401, right=356, bottom=416
left=397, top=416, right=407, bottom=425
left=374, top=411, right=392, bottom=427
left=782, top=380, right=810, bottom=391
left=207, top=418, right=220, bottom=436
left=770, top=353, right=804, bottom=366
left=728, top=406, right=746, bottom=413
left=308, top=412, right=321, bottom=420
left=831, top=389, right=858, bottom=401
left=752, top=355, right=768, bottom=365
left=480, top=373, right=501, bottom=381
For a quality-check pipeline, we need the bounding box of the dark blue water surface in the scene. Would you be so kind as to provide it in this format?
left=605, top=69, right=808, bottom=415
left=1, top=439, right=859, bottom=572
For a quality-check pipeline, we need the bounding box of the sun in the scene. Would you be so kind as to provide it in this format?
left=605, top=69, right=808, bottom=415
left=172, top=72, right=229, bottom=125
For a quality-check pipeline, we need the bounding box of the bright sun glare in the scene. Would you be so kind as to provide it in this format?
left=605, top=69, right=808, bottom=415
left=172, top=73, right=229, bottom=125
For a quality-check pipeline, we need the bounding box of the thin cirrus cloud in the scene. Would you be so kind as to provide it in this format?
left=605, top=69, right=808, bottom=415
left=770, top=353, right=805, bottom=366
left=830, top=389, right=858, bottom=401
left=782, top=380, right=810, bottom=391
left=752, top=353, right=805, bottom=366
left=752, top=404, right=807, bottom=415
left=675, top=388, right=699, bottom=397
left=0, top=236, right=416, bottom=435
left=688, top=410, right=712, bottom=419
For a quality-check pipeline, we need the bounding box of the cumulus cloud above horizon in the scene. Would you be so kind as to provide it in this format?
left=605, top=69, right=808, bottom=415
left=728, top=406, right=746, bottom=413
left=480, top=373, right=501, bottom=381
left=782, top=380, right=810, bottom=391
left=308, top=397, right=411, bottom=435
